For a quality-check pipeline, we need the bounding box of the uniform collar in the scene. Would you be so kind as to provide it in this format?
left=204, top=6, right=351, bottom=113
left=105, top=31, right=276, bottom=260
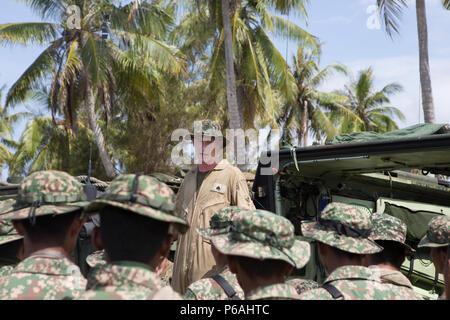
left=213, top=159, right=230, bottom=170
left=13, top=254, right=81, bottom=276
left=324, top=265, right=377, bottom=284
left=246, top=283, right=299, bottom=300
left=87, top=261, right=161, bottom=290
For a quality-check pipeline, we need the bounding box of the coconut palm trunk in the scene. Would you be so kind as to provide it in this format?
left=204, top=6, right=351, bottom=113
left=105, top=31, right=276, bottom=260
left=86, top=78, right=117, bottom=178
left=301, top=101, right=308, bottom=147
left=221, top=0, right=246, bottom=166
left=416, top=0, right=435, bottom=123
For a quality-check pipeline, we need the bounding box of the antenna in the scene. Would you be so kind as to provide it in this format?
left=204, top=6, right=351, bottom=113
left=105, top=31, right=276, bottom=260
left=83, top=142, right=97, bottom=201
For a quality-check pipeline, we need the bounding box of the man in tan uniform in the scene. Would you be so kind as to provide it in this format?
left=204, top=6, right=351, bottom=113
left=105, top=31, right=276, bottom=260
left=172, top=120, right=255, bottom=294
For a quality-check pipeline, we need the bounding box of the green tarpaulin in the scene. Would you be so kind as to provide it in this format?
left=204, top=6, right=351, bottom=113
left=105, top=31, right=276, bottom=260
left=327, top=123, right=450, bottom=145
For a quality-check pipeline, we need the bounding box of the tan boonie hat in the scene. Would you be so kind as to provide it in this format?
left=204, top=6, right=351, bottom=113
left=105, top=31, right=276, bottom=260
left=1, top=170, right=89, bottom=222
left=301, top=202, right=383, bottom=254
left=210, top=208, right=310, bottom=269
left=369, top=213, right=415, bottom=255
left=83, top=173, right=189, bottom=234
left=418, top=215, right=449, bottom=248
left=196, top=206, right=241, bottom=240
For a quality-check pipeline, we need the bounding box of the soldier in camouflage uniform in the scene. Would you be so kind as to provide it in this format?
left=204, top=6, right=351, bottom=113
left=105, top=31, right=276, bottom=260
left=0, top=199, right=23, bottom=279
left=362, top=214, right=422, bottom=299
left=285, top=278, right=318, bottom=295
left=185, top=207, right=244, bottom=300
left=299, top=202, right=421, bottom=300
left=0, top=171, right=88, bottom=300
left=418, top=215, right=449, bottom=300
left=84, top=221, right=174, bottom=287
left=172, top=120, right=255, bottom=294
left=77, top=173, right=189, bottom=300
left=207, top=208, right=310, bottom=300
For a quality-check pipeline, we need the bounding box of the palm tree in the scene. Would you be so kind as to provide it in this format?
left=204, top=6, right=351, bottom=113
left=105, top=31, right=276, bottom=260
left=278, top=44, right=353, bottom=146
left=0, top=85, right=14, bottom=167
left=376, top=0, right=446, bottom=124
left=335, top=67, right=405, bottom=133
left=443, top=0, right=450, bottom=10
left=0, top=84, right=29, bottom=170
left=0, top=0, right=184, bottom=178
left=175, top=0, right=317, bottom=127
left=221, top=0, right=242, bottom=132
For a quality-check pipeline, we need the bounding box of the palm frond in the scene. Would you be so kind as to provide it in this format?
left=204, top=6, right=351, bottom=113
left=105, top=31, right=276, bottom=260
left=269, top=14, right=318, bottom=55
left=113, top=29, right=186, bottom=75
left=444, top=0, right=450, bottom=9
left=18, top=0, right=65, bottom=20
left=6, top=39, right=62, bottom=107
left=0, top=22, right=58, bottom=45
left=376, top=0, right=408, bottom=37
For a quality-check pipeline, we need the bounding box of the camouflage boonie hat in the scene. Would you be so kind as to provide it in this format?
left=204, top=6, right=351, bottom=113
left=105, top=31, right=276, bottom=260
left=196, top=206, right=240, bottom=240
left=418, top=215, right=449, bottom=248
left=210, top=209, right=310, bottom=269
left=188, top=120, right=222, bottom=138
left=2, top=170, right=89, bottom=221
left=369, top=214, right=415, bottom=255
left=301, top=202, right=383, bottom=254
left=86, top=250, right=107, bottom=268
left=83, top=173, right=189, bottom=234
left=0, top=199, right=15, bottom=215
left=0, top=200, right=23, bottom=246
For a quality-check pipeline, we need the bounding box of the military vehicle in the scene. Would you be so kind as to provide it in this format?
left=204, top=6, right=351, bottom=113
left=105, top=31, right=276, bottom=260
left=1, top=123, right=448, bottom=299
left=252, top=123, right=450, bottom=299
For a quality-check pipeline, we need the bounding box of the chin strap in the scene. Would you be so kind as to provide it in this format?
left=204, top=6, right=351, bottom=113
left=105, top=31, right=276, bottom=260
left=27, top=200, right=40, bottom=226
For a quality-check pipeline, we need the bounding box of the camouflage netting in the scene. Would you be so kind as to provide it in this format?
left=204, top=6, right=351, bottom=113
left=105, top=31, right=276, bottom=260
left=327, top=123, right=450, bottom=145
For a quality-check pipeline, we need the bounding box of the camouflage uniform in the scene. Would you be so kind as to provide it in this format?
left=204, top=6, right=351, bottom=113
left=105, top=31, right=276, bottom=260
left=185, top=266, right=244, bottom=300
left=286, top=278, right=318, bottom=295
left=367, top=214, right=422, bottom=299
left=418, top=215, right=450, bottom=300
left=78, top=174, right=188, bottom=300
left=185, top=207, right=244, bottom=300
left=158, top=258, right=173, bottom=287
left=0, top=171, right=88, bottom=300
left=86, top=249, right=173, bottom=286
left=247, top=283, right=301, bottom=300
left=172, top=120, right=255, bottom=294
left=86, top=250, right=107, bottom=268
left=299, top=202, right=420, bottom=300
left=208, top=208, right=311, bottom=300
left=0, top=200, right=23, bottom=278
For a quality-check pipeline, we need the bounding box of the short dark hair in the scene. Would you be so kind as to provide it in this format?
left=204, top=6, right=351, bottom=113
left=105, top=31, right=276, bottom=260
left=369, top=240, right=406, bottom=269
left=233, top=256, right=291, bottom=279
left=21, top=209, right=82, bottom=245
left=324, top=243, right=364, bottom=263
left=100, top=205, right=169, bottom=263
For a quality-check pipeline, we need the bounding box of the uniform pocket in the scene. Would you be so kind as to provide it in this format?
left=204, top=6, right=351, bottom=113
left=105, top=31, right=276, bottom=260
left=200, top=197, right=229, bottom=227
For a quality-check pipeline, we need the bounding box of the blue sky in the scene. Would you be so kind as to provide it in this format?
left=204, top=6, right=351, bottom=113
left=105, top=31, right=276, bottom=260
left=1, top=0, right=450, bottom=179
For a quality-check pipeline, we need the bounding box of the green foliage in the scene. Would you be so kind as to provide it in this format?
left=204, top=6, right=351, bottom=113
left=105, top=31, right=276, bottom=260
left=1, top=0, right=409, bottom=179
left=334, top=67, right=405, bottom=133
left=278, top=43, right=350, bottom=146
